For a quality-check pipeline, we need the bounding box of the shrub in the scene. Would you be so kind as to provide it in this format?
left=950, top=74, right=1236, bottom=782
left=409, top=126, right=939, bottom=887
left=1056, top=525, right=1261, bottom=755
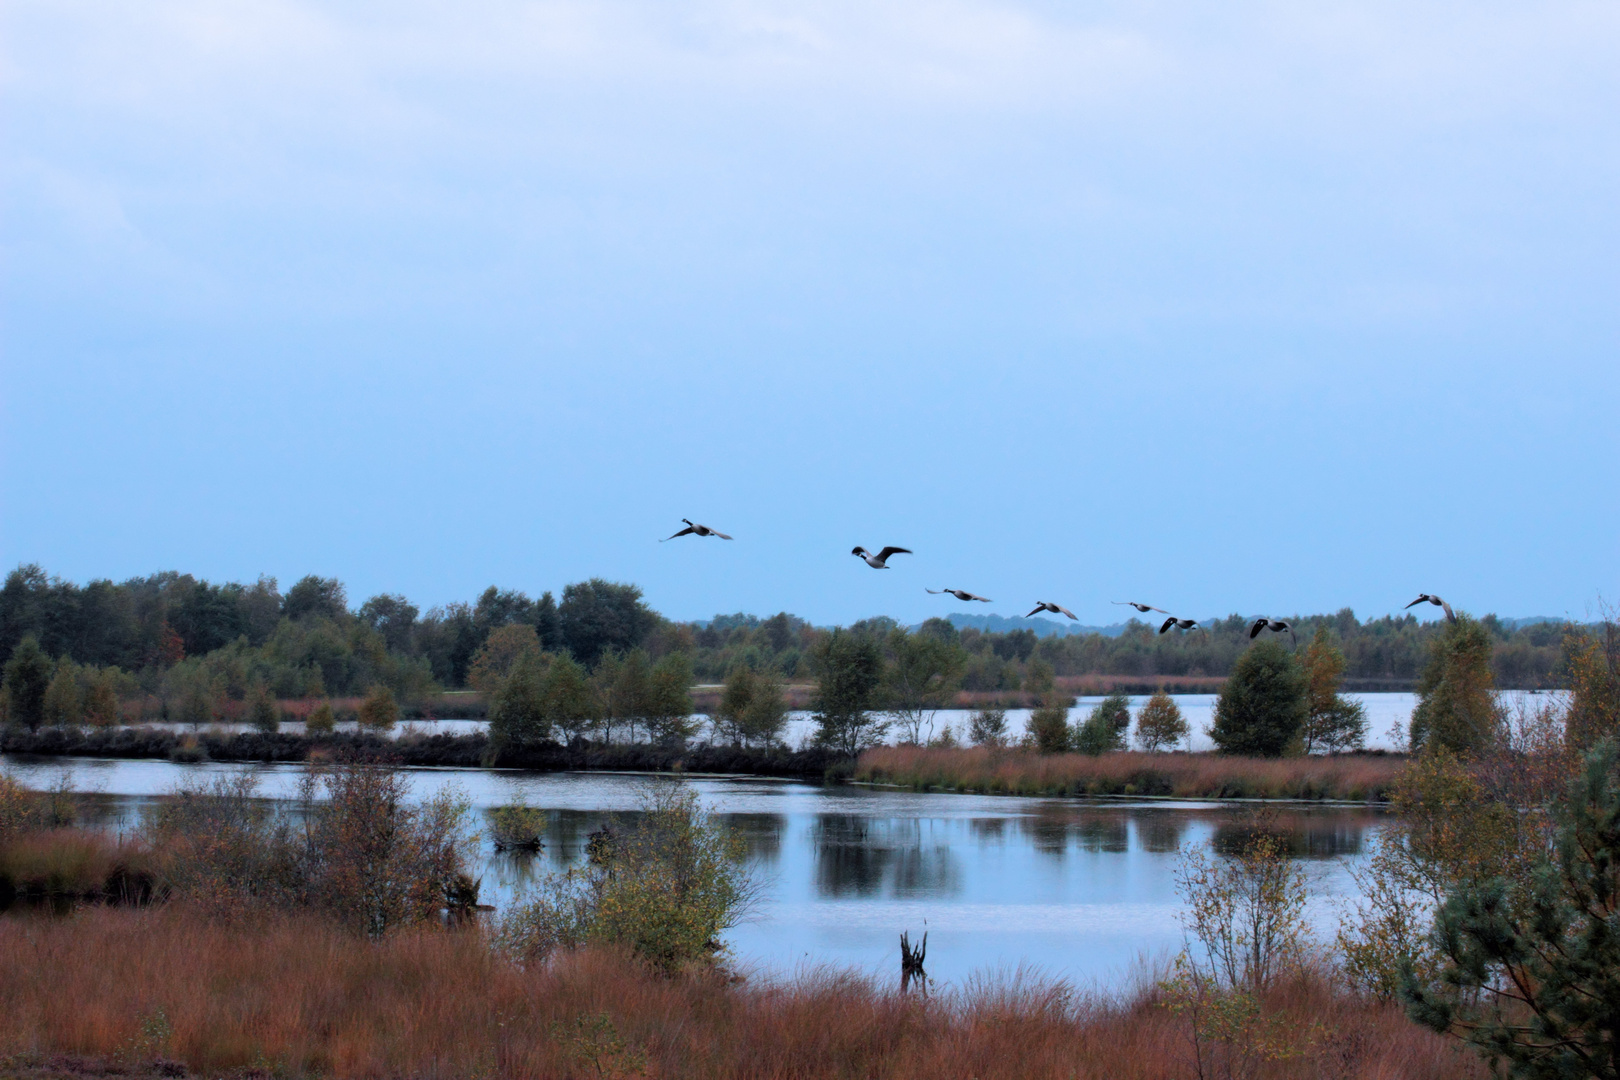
left=358, top=684, right=399, bottom=732
left=1210, top=642, right=1307, bottom=758
left=1176, top=816, right=1309, bottom=989
left=498, top=783, right=753, bottom=973
left=1135, top=690, right=1189, bottom=752
left=1073, top=691, right=1130, bottom=755
left=489, top=802, right=547, bottom=851
left=1027, top=701, right=1071, bottom=754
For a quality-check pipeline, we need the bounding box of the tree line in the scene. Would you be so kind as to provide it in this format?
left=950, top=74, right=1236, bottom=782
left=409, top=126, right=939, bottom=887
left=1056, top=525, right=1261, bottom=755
left=0, top=564, right=1598, bottom=744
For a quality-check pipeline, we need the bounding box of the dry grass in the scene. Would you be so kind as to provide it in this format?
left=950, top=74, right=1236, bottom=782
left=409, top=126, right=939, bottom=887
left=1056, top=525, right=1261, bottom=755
left=857, top=746, right=1406, bottom=801
left=0, top=907, right=1480, bottom=1080
left=0, top=830, right=155, bottom=903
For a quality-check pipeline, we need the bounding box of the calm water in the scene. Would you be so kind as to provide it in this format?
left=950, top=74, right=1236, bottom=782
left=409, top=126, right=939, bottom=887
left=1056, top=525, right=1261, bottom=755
left=1, top=756, right=1386, bottom=988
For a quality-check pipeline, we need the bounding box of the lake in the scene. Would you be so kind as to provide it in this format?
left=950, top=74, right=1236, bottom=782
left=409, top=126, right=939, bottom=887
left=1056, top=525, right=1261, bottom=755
left=0, top=756, right=1387, bottom=989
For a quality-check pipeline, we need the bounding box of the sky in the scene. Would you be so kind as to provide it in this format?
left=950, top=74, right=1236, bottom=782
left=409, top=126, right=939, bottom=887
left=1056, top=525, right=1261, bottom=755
left=2, top=0, right=1616, bottom=628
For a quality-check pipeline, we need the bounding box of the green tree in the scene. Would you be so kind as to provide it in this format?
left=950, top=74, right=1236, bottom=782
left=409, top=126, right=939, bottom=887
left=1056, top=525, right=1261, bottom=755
left=282, top=575, right=348, bottom=622
left=467, top=623, right=542, bottom=695
left=559, top=579, right=658, bottom=668
left=358, top=684, right=398, bottom=732
left=1402, top=740, right=1620, bottom=1079
left=1135, top=690, right=1189, bottom=752
left=246, top=679, right=280, bottom=734
left=542, top=653, right=597, bottom=744
left=490, top=652, right=552, bottom=752
left=1027, top=700, right=1071, bottom=754
left=1023, top=657, right=1055, bottom=696
left=645, top=653, right=696, bottom=743
left=1410, top=614, right=1501, bottom=754
left=714, top=666, right=788, bottom=748
left=82, top=668, right=121, bottom=727
left=1073, top=690, right=1130, bottom=755
left=1300, top=626, right=1368, bottom=753
left=42, top=661, right=82, bottom=727
left=810, top=630, right=887, bottom=755
left=1564, top=617, right=1620, bottom=750
left=967, top=707, right=1009, bottom=747
left=882, top=627, right=966, bottom=744
left=305, top=700, right=336, bottom=734
left=1209, top=641, right=1307, bottom=757
left=3, top=634, right=52, bottom=731
left=594, top=648, right=654, bottom=742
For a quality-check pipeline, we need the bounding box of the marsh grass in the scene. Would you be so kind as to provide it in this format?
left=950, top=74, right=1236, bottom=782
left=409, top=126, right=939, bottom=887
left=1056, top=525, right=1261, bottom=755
left=0, top=907, right=1482, bottom=1079
left=856, top=746, right=1405, bottom=801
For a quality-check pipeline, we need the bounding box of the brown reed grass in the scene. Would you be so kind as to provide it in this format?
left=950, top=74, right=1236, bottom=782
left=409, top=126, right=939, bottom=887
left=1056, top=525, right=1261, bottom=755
left=857, top=746, right=1406, bottom=801
left=0, top=906, right=1479, bottom=1079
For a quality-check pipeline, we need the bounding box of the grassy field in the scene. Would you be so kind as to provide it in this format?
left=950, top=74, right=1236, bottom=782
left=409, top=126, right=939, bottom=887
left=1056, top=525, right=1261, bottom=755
left=0, top=906, right=1480, bottom=1080
left=856, top=746, right=1407, bottom=801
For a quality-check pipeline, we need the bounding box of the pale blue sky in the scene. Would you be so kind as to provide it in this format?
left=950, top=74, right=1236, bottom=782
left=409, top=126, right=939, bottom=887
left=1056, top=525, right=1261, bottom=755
left=2, top=0, right=1616, bottom=626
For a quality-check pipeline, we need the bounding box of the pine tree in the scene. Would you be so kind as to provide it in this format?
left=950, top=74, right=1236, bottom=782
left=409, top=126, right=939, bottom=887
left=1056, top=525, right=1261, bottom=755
left=1402, top=739, right=1620, bottom=1079
left=1209, top=641, right=1307, bottom=758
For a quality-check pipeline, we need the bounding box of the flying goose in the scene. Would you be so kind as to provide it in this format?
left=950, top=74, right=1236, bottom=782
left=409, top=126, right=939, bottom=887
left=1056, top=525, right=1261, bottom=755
left=661, top=519, right=733, bottom=542
left=1405, top=594, right=1456, bottom=622
left=1158, top=617, right=1200, bottom=634
left=1114, top=601, right=1168, bottom=614
left=852, top=546, right=912, bottom=569
left=928, top=588, right=991, bottom=603
left=1249, top=617, right=1296, bottom=644
left=1025, top=601, right=1078, bottom=620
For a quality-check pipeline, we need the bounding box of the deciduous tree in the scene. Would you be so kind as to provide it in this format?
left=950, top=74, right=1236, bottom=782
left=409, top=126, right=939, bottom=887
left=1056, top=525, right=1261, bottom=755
left=1135, top=690, right=1189, bottom=752
left=811, top=630, right=886, bottom=755
left=1300, top=626, right=1368, bottom=753
left=1410, top=615, right=1501, bottom=755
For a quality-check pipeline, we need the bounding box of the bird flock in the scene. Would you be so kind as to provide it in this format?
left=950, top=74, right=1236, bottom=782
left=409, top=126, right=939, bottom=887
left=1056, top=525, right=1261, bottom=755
left=660, top=519, right=1456, bottom=636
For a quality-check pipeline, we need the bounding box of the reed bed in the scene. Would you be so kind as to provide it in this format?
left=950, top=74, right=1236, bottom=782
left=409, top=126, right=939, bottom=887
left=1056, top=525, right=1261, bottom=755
left=0, top=907, right=1478, bottom=1080
left=857, top=746, right=1406, bottom=801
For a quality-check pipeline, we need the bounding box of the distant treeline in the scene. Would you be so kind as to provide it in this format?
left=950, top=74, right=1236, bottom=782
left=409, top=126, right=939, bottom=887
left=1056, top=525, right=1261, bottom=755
left=0, top=566, right=1584, bottom=714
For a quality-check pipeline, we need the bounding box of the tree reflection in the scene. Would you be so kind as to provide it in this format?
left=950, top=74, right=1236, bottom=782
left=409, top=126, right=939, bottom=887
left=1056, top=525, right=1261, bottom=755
left=811, top=815, right=961, bottom=899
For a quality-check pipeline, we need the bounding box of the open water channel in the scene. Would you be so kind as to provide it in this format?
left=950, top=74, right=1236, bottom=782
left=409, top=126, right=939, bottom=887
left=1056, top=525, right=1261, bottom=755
left=0, top=756, right=1387, bottom=988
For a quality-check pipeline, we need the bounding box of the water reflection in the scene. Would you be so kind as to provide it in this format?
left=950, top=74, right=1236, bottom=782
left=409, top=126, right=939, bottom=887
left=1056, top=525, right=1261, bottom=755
left=5, top=756, right=1391, bottom=985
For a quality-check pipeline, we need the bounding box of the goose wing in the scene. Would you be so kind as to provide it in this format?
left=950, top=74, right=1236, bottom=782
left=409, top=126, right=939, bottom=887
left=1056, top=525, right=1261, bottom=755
left=876, top=546, right=912, bottom=561
left=965, top=592, right=992, bottom=603
left=1054, top=605, right=1077, bottom=620
left=1442, top=600, right=1455, bottom=622
left=1024, top=604, right=1046, bottom=618
left=711, top=529, right=734, bottom=540
left=927, top=588, right=946, bottom=594
left=1144, top=604, right=1168, bottom=614
left=661, top=525, right=696, bottom=542
left=1159, top=617, right=1176, bottom=635
left=1404, top=596, right=1427, bottom=609
left=1249, top=618, right=1267, bottom=639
